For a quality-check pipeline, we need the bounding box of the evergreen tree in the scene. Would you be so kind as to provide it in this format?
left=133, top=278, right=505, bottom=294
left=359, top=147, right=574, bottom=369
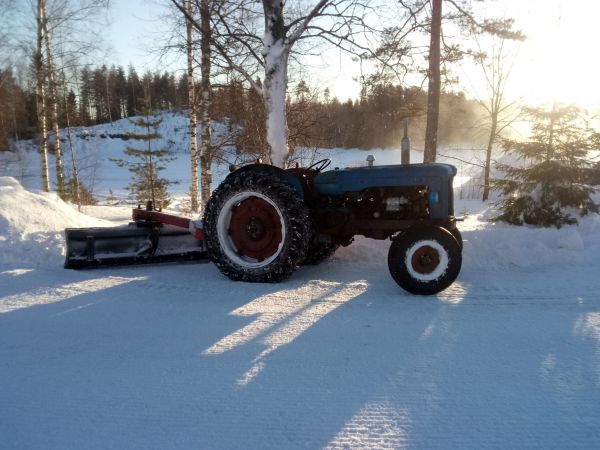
left=493, top=105, right=599, bottom=227
left=110, top=99, right=176, bottom=209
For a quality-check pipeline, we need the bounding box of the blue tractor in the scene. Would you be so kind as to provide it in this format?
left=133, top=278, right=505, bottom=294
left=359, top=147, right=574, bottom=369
left=203, top=159, right=462, bottom=295
left=65, top=158, right=462, bottom=295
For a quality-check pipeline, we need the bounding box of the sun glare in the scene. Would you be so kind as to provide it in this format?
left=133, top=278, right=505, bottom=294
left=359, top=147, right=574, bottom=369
left=508, top=0, right=600, bottom=109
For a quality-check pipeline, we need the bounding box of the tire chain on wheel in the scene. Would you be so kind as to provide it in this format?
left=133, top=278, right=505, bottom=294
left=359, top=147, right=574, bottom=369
left=203, top=169, right=311, bottom=282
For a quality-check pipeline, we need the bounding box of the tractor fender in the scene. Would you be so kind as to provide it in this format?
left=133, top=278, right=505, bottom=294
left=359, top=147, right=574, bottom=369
left=228, top=163, right=305, bottom=199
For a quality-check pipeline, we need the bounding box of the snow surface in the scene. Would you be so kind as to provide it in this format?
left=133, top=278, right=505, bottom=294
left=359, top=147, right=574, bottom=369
left=1, top=117, right=600, bottom=448
left=0, top=170, right=599, bottom=448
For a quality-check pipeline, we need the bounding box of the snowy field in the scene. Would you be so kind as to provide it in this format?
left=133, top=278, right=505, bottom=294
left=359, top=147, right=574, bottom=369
left=1, top=117, right=600, bottom=448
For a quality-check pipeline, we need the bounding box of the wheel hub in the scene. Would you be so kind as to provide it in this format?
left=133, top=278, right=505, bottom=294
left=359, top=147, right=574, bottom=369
left=228, top=196, right=282, bottom=261
left=411, top=245, right=440, bottom=275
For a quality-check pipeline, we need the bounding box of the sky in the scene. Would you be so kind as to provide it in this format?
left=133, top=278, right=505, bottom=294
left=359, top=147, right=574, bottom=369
left=105, top=0, right=600, bottom=112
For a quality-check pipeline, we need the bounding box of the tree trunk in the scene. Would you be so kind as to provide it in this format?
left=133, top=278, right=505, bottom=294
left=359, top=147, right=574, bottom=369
left=185, top=0, right=199, bottom=212
left=62, top=67, right=81, bottom=208
left=423, top=0, right=442, bottom=163
left=482, top=112, right=497, bottom=202
left=199, top=0, right=213, bottom=207
left=36, top=0, right=50, bottom=192
left=548, top=102, right=556, bottom=161
left=262, top=0, right=290, bottom=168
left=41, top=14, right=66, bottom=198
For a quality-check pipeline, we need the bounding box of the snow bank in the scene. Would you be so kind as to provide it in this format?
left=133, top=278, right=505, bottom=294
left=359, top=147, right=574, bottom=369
left=0, top=177, right=109, bottom=268
left=460, top=205, right=600, bottom=272
left=336, top=199, right=600, bottom=274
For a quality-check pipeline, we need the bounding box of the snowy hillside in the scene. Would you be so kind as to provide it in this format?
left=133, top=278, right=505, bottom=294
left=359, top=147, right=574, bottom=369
left=1, top=113, right=599, bottom=449
left=0, top=110, right=486, bottom=208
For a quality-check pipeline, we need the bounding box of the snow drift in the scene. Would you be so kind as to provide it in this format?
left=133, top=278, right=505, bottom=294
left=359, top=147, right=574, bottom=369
left=0, top=177, right=108, bottom=267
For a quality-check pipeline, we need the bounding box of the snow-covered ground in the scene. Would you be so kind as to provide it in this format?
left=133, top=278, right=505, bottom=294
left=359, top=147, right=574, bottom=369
left=1, top=184, right=599, bottom=449
left=1, top=117, right=600, bottom=448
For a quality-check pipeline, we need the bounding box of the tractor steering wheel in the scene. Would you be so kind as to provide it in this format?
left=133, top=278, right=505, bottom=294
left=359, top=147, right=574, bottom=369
left=305, top=158, right=331, bottom=172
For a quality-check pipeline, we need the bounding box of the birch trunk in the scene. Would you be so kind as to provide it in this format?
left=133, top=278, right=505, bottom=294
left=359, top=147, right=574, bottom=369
left=263, top=50, right=289, bottom=168
left=41, top=14, right=66, bottom=198
left=423, top=0, right=442, bottom=163
left=36, top=0, right=50, bottom=192
left=185, top=0, right=199, bottom=212
left=199, top=0, right=212, bottom=207
left=262, top=0, right=290, bottom=168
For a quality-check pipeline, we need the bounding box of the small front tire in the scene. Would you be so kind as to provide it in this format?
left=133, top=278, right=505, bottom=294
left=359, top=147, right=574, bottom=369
left=388, top=225, right=462, bottom=295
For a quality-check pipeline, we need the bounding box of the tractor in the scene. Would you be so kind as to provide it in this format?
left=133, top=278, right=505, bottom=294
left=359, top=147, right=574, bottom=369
left=65, top=158, right=462, bottom=295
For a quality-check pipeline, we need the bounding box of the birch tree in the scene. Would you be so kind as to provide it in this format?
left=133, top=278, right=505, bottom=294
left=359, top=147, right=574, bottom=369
left=198, top=0, right=213, bottom=206
left=30, top=0, right=109, bottom=193
left=185, top=0, right=199, bottom=212
left=173, top=0, right=375, bottom=168
left=41, top=6, right=66, bottom=197
left=36, top=0, right=50, bottom=192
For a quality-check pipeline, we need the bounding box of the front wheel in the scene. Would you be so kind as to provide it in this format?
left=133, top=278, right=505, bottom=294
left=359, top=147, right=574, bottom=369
left=388, top=225, right=462, bottom=295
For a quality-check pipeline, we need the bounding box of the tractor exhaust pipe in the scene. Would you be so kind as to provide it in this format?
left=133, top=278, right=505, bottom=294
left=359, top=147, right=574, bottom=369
left=401, top=117, right=410, bottom=165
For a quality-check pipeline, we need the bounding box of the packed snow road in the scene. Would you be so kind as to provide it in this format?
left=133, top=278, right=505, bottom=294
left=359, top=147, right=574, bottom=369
left=1, top=246, right=600, bottom=449
left=1, top=177, right=600, bottom=449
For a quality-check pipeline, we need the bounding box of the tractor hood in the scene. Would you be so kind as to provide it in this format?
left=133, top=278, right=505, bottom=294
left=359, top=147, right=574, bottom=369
left=314, top=163, right=457, bottom=219
left=314, top=163, right=457, bottom=196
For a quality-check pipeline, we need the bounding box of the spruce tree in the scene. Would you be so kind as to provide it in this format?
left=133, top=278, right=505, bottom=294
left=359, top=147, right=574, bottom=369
left=111, top=100, right=176, bottom=209
left=493, top=105, right=599, bottom=227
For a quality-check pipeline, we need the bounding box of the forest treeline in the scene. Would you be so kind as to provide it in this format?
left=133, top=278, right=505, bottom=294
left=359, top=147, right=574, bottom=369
left=0, top=64, right=485, bottom=153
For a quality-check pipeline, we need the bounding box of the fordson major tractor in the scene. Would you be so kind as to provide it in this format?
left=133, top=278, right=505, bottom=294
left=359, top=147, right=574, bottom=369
left=65, top=158, right=463, bottom=295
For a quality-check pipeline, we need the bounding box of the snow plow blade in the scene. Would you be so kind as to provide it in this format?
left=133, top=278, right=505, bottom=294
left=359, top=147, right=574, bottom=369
left=64, top=207, right=207, bottom=269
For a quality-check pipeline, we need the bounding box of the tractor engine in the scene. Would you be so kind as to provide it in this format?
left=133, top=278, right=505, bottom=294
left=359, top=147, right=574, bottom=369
left=303, top=162, right=457, bottom=244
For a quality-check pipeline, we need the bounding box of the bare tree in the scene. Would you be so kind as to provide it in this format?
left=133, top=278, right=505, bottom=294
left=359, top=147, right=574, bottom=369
left=184, top=0, right=199, bottom=212
left=469, top=33, right=523, bottom=201
left=377, top=1, right=523, bottom=163
left=173, top=0, right=376, bottom=168
left=41, top=6, right=66, bottom=197
left=36, top=0, right=51, bottom=192
left=198, top=0, right=213, bottom=206
left=23, top=0, right=110, bottom=193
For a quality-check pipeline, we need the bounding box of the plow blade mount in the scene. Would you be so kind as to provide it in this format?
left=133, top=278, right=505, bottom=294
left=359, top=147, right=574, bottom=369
left=64, top=221, right=207, bottom=269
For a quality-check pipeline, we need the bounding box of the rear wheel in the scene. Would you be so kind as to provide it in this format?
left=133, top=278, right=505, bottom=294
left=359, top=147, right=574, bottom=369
left=388, top=225, right=462, bottom=295
left=204, top=170, right=310, bottom=282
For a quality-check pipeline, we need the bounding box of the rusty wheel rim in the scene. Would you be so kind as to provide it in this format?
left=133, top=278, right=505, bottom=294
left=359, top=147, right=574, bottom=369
left=217, top=191, right=286, bottom=268
left=410, top=245, right=441, bottom=275
left=228, top=196, right=282, bottom=261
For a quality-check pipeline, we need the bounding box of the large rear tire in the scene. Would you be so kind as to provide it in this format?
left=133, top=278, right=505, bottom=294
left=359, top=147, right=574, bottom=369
left=388, top=225, right=462, bottom=295
left=203, top=169, right=310, bottom=282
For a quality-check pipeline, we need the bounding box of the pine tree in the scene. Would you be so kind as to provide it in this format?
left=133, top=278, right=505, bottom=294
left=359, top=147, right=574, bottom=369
left=493, top=105, right=599, bottom=227
left=111, top=100, right=176, bottom=209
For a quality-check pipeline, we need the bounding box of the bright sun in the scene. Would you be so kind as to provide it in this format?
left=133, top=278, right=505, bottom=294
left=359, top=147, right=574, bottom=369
left=508, top=0, right=600, bottom=109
